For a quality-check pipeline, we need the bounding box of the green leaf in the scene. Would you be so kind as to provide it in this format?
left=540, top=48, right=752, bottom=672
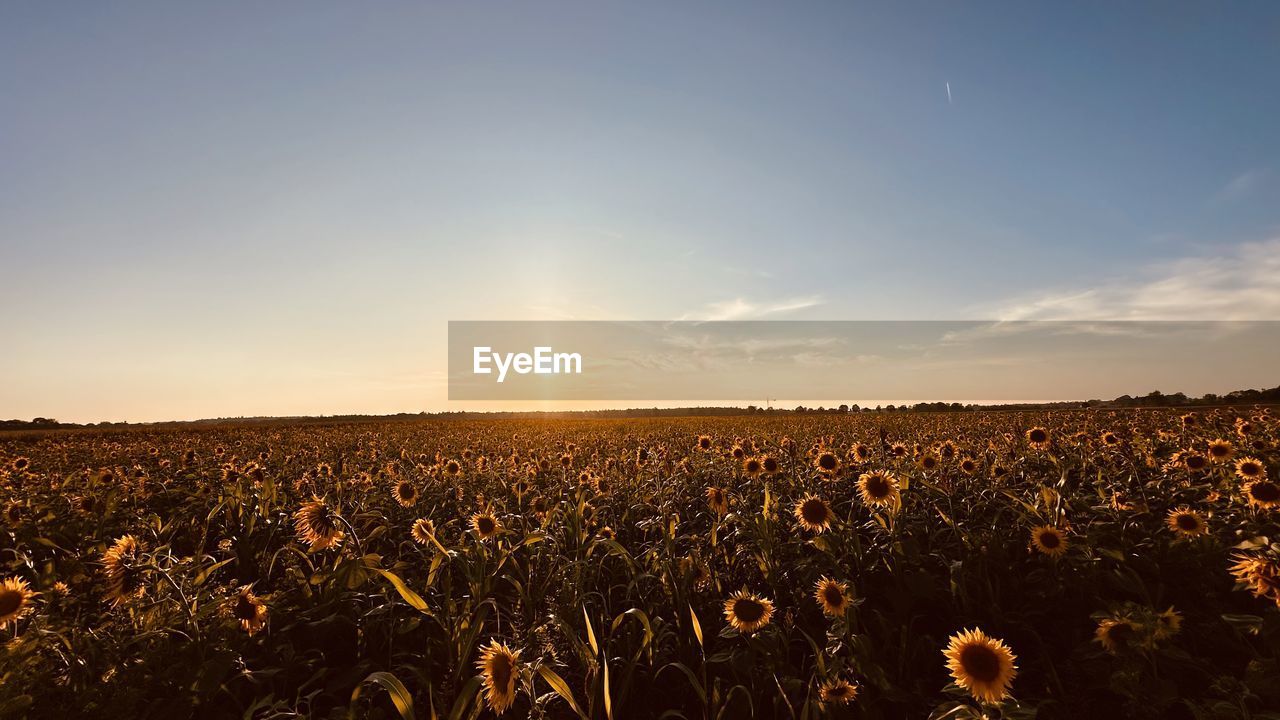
left=537, top=665, right=590, bottom=720
left=356, top=671, right=415, bottom=720
left=373, top=568, right=431, bottom=613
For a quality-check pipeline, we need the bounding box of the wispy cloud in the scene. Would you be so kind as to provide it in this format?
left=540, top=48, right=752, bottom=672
left=989, top=238, right=1280, bottom=321
left=1211, top=168, right=1269, bottom=206
left=681, top=295, right=825, bottom=321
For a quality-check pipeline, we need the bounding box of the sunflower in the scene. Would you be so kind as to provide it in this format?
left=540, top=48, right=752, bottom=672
left=818, top=677, right=858, bottom=705
left=230, top=585, right=268, bottom=635
left=10, top=457, right=30, bottom=473
left=411, top=518, right=436, bottom=545
left=1095, top=616, right=1140, bottom=653
left=470, top=512, right=501, bottom=539
left=959, top=457, right=979, bottom=475
left=1166, top=507, right=1208, bottom=537
left=1183, top=452, right=1208, bottom=472
left=814, top=577, right=851, bottom=617
left=942, top=628, right=1017, bottom=704
left=1207, top=439, right=1235, bottom=462
left=1153, top=607, right=1182, bottom=641
left=857, top=471, right=900, bottom=508
left=444, top=459, right=462, bottom=476
left=0, top=577, right=37, bottom=628
left=1229, top=554, right=1280, bottom=605
left=1235, top=457, right=1267, bottom=482
left=793, top=494, right=834, bottom=533
left=476, top=639, right=521, bottom=715
left=1030, top=526, right=1068, bottom=558
left=723, top=590, right=774, bottom=634
left=392, top=480, right=418, bottom=507
left=742, top=457, right=763, bottom=478
left=918, top=454, right=939, bottom=472
left=1101, top=431, right=1120, bottom=446
left=697, top=435, right=713, bottom=451
left=293, top=498, right=345, bottom=551
left=705, top=487, right=729, bottom=515
left=1026, top=427, right=1050, bottom=449
left=1245, top=479, right=1280, bottom=509
left=102, top=535, right=146, bottom=606
left=761, top=456, right=780, bottom=475
left=814, top=451, right=839, bottom=474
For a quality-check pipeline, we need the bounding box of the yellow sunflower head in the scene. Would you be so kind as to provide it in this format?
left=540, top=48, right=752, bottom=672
left=818, top=677, right=858, bottom=705
left=476, top=639, right=521, bottom=715
left=942, top=628, right=1017, bottom=704
left=723, top=590, right=774, bottom=634
left=857, top=471, right=900, bottom=508
left=0, top=577, right=38, bottom=628
left=1030, top=526, right=1068, bottom=559
left=293, top=498, right=345, bottom=551
left=1166, top=507, right=1208, bottom=538
left=813, top=577, right=851, bottom=617
left=794, top=494, right=834, bottom=533
left=470, top=512, right=501, bottom=539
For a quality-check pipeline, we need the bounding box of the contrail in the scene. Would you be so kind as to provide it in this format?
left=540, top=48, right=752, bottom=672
left=946, top=82, right=952, bottom=104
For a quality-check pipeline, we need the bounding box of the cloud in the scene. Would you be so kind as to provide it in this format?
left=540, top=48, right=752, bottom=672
left=990, top=238, right=1280, bottom=321
left=1212, top=169, right=1269, bottom=205
left=682, top=295, right=825, bottom=321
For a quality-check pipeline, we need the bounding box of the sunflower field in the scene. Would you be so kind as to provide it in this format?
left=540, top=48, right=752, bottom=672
left=2, top=409, right=1279, bottom=719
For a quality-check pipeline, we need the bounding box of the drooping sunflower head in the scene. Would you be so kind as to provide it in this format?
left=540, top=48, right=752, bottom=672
left=1166, top=507, right=1208, bottom=538
left=794, top=494, right=833, bottom=533
left=102, top=535, right=147, bottom=606
left=0, top=577, right=38, bottom=628
left=1095, top=616, right=1140, bottom=654
left=470, top=512, right=501, bottom=539
left=1030, top=526, right=1068, bottom=558
left=814, top=577, right=851, bottom=617
left=818, top=677, right=858, bottom=705
left=293, top=498, right=345, bottom=551
left=1183, top=452, right=1208, bottom=471
left=705, top=487, right=729, bottom=515
left=1245, top=479, right=1280, bottom=509
left=1235, top=457, right=1267, bottom=482
left=230, top=585, right=268, bottom=636
left=942, top=628, right=1017, bottom=704
left=393, top=480, right=418, bottom=507
left=723, top=590, right=774, bottom=634
left=857, top=471, right=900, bottom=508
left=476, top=639, right=521, bottom=715
left=411, top=518, right=436, bottom=545
left=1229, top=553, right=1280, bottom=604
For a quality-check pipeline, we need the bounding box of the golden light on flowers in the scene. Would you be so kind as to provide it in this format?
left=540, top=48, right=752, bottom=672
left=1230, top=554, right=1280, bottom=606
left=1207, top=439, right=1235, bottom=462
left=10, top=457, right=30, bottom=473
left=814, top=577, right=851, bottom=617
left=818, top=678, right=858, bottom=705
left=723, top=590, right=774, bottom=634
left=293, top=498, right=345, bottom=551
left=1183, top=452, right=1208, bottom=471
left=761, top=456, right=780, bottom=475
left=102, top=534, right=146, bottom=606
left=1094, top=616, right=1140, bottom=653
left=470, top=511, right=501, bottom=539
left=794, top=494, right=834, bottom=533
left=742, top=456, right=763, bottom=478
left=1030, top=526, right=1068, bottom=558
left=476, top=639, right=521, bottom=715
left=1166, top=507, right=1208, bottom=537
left=230, top=585, right=268, bottom=635
left=411, top=517, right=436, bottom=545
left=697, top=435, right=712, bottom=451
left=0, top=577, right=37, bottom=628
left=942, top=628, right=1017, bottom=704
left=392, top=480, right=419, bottom=507
left=1234, top=457, right=1267, bottom=482
left=1245, top=479, right=1280, bottom=509
left=857, top=470, right=900, bottom=508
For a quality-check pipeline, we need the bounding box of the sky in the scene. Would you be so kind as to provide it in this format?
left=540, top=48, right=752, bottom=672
left=2, top=2, right=1279, bottom=422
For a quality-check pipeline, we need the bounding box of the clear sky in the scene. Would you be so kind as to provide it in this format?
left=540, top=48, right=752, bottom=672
left=3, top=3, right=1279, bottom=422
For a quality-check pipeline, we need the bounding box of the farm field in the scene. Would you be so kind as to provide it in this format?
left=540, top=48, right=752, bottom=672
left=1, top=410, right=1279, bottom=719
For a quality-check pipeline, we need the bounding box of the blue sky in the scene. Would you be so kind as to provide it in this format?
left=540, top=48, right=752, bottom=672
left=2, top=2, right=1279, bottom=421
